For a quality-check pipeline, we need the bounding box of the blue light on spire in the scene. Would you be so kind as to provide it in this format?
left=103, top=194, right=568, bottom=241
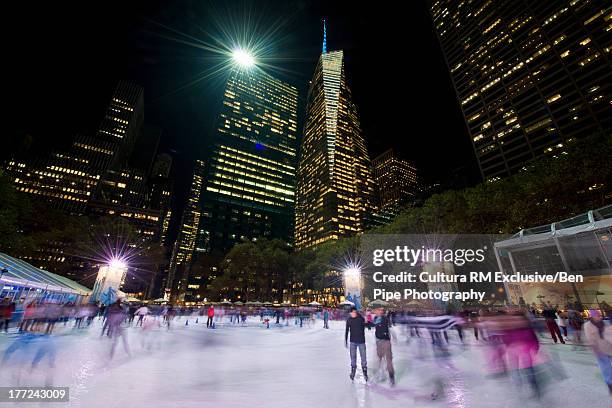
left=322, top=19, right=327, bottom=53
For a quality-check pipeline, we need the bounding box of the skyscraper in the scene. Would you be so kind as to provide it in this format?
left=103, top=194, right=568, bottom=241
left=147, top=153, right=174, bottom=245
left=295, top=23, right=376, bottom=249
left=193, top=63, right=299, bottom=257
left=94, top=81, right=145, bottom=171
left=5, top=135, right=104, bottom=214
left=430, top=0, right=611, bottom=181
left=167, top=159, right=205, bottom=300
left=3, top=81, right=171, bottom=292
left=5, top=81, right=144, bottom=214
left=372, top=149, right=420, bottom=213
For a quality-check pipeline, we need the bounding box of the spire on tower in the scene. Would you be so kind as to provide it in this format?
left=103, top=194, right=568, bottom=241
left=322, top=18, right=327, bottom=53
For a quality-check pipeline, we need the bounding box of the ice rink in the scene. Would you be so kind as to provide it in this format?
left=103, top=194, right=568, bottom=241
left=0, top=316, right=609, bottom=408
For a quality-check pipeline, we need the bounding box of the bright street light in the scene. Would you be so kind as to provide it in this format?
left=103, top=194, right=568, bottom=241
left=343, top=263, right=362, bottom=309
left=92, top=256, right=129, bottom=305
left=232, top=48, right=256, bottom=68
left=109, top=257, right=127, bottom=270
left=343, top=267, right=361, bottom=278
left=343, top=265, right=362, bottom=290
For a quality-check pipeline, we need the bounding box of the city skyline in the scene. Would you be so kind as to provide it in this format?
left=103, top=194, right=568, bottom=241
left=1, top=3, right=611, bottom=403
left=5, top=0, right=477, bottom=246
left=2, top=80, right=172, bottom=298
left=4, top=0, right=610, bottom=299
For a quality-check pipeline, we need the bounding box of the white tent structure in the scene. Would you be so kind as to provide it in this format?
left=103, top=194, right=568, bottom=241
left=0, top=252, right=92, bottom=305
left=494, top=204, right=612, bottom=308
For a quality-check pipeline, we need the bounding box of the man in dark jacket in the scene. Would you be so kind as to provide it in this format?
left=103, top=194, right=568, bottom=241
left=345, top=307, right=370, bottom=381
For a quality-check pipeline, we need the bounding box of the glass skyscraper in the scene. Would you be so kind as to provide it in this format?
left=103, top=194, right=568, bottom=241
left=430, top=0, right=611, bottom=181
left=194, top=66, right=299, bottom=257
left=295, top=45, right=376, bottom=249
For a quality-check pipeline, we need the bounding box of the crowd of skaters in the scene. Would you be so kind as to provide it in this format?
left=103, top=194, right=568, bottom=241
left=342, top=303, right=612, bottom=401
left=0, top=297, right=349, bottom=335
left=1, top=295, right=611, bottom=401
left=1, top=298, right=99, bottom=334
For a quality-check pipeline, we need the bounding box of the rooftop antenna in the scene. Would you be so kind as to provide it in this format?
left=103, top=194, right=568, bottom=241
left=322, top=18, right=327, bottom=53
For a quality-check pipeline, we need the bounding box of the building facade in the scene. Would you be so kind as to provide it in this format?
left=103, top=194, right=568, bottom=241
left=170, top=65, right=298, bottom=303
left=295, top=46, right=376, bottom=249
left=147, top=153, right=174, bottom=245
left=194, top=66, right=299, bottom=255
left=430, top=0, right=611, bottom=181
left=371, top=149, right=420, bottom=214
left=5, top=136, right=104, bottom=214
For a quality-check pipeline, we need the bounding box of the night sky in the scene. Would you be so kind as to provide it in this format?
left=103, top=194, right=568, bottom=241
left=6, top=0, right=479, bottom=232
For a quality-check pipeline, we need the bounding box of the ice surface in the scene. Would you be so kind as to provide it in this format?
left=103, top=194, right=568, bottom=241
left=0, top=316, right=609, bottom=408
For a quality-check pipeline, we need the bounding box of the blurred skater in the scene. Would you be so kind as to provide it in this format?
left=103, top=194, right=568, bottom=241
left=134, top=305, right=149, bottom=327
left=556, top=310, right=568, bottom=339
left=568, top=308, right=584, bottom=347
left=323, top=308, right=330, bottom=329
left=373, top=307, right=395, bottom=386
left=584, top=309, right=612, bottom=394
left=542, top=306, right=565, bottom=344
left=0, top=298, right=15, bottom=333
left=107, top=301, right=131, bottom=359
left=207, top=305, right=215, bottom=328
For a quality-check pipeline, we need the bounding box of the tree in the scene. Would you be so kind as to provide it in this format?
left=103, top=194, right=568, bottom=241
left=290, top=235, right=361, bottom=294
left=0, top=171, right=35, bottom=254
left=210, top=239, right=293, bottom=302
left=189, top=249, right=225, bottom=299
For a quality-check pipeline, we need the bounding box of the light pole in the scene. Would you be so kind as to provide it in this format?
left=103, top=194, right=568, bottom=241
left=91, top=258, right=128, bottom=305
left=343, top=265, right=362, bottom=310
